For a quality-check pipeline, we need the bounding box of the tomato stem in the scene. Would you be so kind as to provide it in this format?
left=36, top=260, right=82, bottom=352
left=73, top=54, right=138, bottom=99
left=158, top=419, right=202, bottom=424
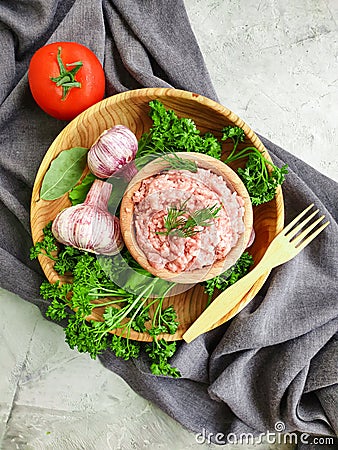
left=50, top=47, right=83, bottom=100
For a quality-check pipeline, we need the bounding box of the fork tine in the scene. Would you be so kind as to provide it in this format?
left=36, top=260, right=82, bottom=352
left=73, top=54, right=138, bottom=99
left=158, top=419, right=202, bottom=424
left=285, top=209, right=319, bottom=240
left=291, top=215, right=325, bottom=245
left=282, top=204, right=315, bottom=235
left=295, top=221, right=330, bottom=251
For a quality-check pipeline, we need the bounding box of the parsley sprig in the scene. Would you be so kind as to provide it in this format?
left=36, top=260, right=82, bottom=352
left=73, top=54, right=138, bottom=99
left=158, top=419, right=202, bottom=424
left=204, top=252, right=254, bottom=304
left=137, top=101, right=288, bottom=206
left=32, top=221, right=253, bottom=377
left=137, top=100, right=222, bottom=159
left=30, top=222, right=58, bottom=261
left=222, top=126, right=288, bottom=205
left=32, top=227, right=180, bottom=376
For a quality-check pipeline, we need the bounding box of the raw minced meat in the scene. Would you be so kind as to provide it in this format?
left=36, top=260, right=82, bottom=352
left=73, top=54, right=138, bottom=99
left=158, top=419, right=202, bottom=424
left=132, top=168, right=245, bottom=273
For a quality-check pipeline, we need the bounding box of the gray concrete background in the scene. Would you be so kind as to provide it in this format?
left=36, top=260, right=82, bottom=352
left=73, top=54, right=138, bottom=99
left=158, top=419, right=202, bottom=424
left=0, top=0, right=337, bottom=449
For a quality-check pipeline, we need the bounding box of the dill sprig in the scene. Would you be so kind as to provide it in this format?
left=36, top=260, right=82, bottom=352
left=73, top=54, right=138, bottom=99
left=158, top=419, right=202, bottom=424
left=157, top=201, right=222, bottom=238
left=160, top=153, right=198, bottom=173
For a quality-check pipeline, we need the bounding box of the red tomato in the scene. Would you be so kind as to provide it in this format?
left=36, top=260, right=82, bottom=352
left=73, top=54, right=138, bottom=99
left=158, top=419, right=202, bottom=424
left=28, top=42, right=105, bottom=121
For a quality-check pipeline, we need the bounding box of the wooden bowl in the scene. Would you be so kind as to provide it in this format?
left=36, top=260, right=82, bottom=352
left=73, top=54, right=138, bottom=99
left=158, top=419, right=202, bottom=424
left=30, top=87, right=284, bottom=341
left=120, top=152, right=253, bottom=284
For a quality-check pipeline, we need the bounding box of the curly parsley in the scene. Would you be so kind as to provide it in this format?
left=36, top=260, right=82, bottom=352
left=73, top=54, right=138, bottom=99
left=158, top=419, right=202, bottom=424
left=31, top=230, right=180, bottom=377
left=204, top=252, right=254, bottom=303
left=137, top=101, right=287, bottom=206
left=222, top=125, right=288, bottom=205
left=137, top=100, right=222, bottom=159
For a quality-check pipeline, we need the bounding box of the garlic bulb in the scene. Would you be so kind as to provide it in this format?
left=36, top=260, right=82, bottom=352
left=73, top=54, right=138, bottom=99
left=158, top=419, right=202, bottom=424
left=88, top=125, right=138, bottom=178
left=52, top=179, right=123, bottom=255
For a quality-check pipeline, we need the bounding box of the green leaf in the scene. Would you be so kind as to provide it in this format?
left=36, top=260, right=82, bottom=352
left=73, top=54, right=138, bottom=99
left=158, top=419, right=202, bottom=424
left=40, top=147, right=88, bottom=200
left=222, top=127, right=288, bottom=205
left=69, top=172, right=96, bottom=205
left=136, top=100, right=222, bottom=160
left=46, top=299, right=69, bottom=321
left=204, top=251, right=254, bottom=302
left=30, top=221, right=58, bottom=260
left=146, top=339, right=181, bottom=377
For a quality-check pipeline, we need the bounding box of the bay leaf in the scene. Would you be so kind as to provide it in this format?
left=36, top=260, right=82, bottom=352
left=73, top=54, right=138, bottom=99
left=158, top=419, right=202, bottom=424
left=40, top=147, right=88, bottom=200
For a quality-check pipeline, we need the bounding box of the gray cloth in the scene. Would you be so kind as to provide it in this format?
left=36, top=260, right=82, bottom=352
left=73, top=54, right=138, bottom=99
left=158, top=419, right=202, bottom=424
left=0, top=0, right=337, bottom=447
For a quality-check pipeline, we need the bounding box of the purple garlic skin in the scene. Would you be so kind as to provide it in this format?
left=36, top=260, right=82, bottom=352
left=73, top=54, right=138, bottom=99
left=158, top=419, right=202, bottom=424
left=52, top=180, right=123, bottom=255
left=246, top=227, right=255, bottom=248
left=88, top=124, right=138, bottom=178
left=115, top=160, right=138, bottom=183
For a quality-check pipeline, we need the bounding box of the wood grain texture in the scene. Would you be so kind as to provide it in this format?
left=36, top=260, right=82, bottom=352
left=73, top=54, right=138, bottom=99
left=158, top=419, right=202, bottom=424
left=30, top=87, right=284, bottom=342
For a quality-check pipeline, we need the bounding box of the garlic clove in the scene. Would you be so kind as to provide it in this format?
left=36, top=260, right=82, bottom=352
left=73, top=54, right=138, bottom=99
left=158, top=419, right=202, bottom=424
left=88, top=125, right=138, bottom=178
left=246, top=227, right=255, bottom=248
left=114, top=160, right=138, bottom=183
left=52, top=180, right=124, bottom=255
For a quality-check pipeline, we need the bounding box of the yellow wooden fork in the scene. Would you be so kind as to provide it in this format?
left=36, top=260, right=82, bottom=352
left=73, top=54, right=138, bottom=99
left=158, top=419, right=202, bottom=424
left=182, top=204, right=330, bottom=343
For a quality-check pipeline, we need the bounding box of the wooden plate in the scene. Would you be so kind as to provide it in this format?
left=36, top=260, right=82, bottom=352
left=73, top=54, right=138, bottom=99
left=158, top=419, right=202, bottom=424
left=30, top=87, right=284, bottom=342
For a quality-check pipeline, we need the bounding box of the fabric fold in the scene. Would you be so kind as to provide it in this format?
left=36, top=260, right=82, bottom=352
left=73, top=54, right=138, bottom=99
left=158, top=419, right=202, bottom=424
left=0, top=0, right=337, bottom=444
